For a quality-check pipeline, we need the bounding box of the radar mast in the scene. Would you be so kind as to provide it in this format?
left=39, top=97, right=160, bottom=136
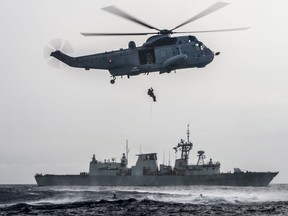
left=174, top=124, right=193, bottom=161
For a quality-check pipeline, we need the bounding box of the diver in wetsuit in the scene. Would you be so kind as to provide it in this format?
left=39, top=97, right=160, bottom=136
left=147, top=88, right=156, bottom=102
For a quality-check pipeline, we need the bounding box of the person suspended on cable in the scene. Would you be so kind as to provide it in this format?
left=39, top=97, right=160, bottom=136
left=147, top=88, right=156, bottom=102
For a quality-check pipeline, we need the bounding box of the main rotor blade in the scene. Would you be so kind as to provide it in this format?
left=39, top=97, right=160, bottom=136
left=173, top=27, right=250, bottom=34
left=171, top=2, right=229, bottom=31
left=103, top=6, right=160, bottom=31
left=81, top=32, right=157, bottom=36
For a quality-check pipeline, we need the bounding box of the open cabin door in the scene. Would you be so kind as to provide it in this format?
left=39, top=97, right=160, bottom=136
left=138, top=48, right=155, bottom=65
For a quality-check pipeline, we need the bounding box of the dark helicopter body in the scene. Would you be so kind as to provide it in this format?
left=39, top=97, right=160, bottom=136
left=49, top=3, right=248, bottom=84
left=51, top=35, right=214, bottom=83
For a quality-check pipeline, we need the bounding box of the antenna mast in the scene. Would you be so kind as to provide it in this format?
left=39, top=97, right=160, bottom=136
left=187, top=124, right=190, bottom=143
left=168, top=150, right=171, bottom=166
left=126, top=139, right=130, bottom=166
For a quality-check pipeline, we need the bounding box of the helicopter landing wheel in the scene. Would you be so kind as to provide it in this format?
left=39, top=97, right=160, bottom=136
left=110, top=77, right=116, bottom=84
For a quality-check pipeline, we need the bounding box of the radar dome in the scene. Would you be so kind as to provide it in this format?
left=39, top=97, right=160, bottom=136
left=197, top=150, right=205, bottom=155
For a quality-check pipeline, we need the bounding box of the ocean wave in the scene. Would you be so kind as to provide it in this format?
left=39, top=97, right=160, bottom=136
left=1, top=199, right=288, bottom=216
left=1, top=185, right=288, bottom=215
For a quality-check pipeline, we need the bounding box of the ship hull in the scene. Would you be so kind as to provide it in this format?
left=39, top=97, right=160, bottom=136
left=35, top=172, right=278, bottom=187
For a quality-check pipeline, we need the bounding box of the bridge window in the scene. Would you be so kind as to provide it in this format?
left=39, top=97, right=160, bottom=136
left=150, top=154, right=157, bottom=160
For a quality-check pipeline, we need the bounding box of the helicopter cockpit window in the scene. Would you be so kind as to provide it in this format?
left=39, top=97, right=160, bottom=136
left=195, top=43, right=200, bottom=51
left=200, top=44, right=205, bottom=50
left=195, top=42, right=205, bottom=51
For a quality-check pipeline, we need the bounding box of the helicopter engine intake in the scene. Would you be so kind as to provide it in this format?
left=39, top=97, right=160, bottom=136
left=128, top=41, right=136, bottom=49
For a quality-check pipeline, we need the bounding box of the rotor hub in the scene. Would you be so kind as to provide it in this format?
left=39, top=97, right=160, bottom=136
left=159, top=29, right=172, bottom=35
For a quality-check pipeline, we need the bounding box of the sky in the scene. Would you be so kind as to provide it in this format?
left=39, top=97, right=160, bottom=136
left=0, top=0, right=287, bottom=184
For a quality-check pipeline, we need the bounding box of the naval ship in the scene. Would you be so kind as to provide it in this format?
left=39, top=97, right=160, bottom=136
left=35, top=126, right=278, bottom=186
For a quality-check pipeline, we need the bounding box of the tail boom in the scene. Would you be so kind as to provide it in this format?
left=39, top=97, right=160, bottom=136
left=50, top=50, right=78, bottom=67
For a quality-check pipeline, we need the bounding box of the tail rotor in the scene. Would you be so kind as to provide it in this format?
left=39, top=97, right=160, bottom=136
left=44, top=39, right=74, bottom=68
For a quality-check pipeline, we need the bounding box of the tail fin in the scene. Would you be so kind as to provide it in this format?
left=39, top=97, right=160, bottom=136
left=50, top=50, right=77, bottom=67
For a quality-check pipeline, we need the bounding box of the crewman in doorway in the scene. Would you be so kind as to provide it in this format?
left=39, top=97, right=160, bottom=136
left=146, top=52, right=154, bottom=64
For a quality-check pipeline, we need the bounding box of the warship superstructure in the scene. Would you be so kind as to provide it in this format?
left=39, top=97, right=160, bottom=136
left=35, top=126, right=278, bottom=186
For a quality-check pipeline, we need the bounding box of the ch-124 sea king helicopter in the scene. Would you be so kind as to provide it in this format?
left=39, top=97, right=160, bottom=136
left=46, top=2, right=249, bottom=84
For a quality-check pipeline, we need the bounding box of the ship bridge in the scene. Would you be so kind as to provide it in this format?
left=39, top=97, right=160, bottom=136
left=131, top=153, right=158, bottom=176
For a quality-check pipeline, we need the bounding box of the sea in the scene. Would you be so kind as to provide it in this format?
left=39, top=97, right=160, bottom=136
left=1, top=184, right=288, bottom=215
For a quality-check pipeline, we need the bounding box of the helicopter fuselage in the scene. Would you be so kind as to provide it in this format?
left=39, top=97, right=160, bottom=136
left=51, top=35, right=216, bottom=84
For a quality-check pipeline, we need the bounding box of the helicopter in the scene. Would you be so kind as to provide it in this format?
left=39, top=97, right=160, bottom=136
left=49, top=2, right=249, bottom=84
